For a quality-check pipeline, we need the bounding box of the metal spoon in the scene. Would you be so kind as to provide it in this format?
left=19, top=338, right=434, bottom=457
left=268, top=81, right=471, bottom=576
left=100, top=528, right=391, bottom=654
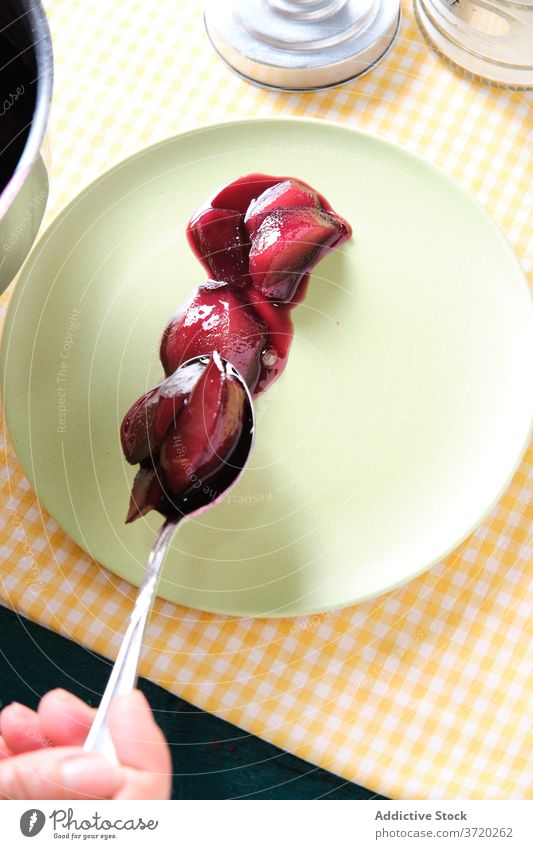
left=83, top=355, right=255, bottom=762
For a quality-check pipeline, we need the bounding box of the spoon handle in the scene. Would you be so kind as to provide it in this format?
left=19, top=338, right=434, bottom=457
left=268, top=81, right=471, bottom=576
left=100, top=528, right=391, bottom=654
left=83, top=519, right=178, bottom=762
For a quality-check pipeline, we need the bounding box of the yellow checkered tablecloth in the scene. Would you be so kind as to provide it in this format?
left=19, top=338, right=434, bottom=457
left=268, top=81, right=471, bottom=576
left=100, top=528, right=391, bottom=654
left=1, top=0, right=532, bottom=800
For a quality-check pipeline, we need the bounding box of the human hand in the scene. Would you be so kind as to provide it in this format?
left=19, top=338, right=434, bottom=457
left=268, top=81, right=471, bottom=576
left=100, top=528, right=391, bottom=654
left=0, top=688, right=171, bottom=799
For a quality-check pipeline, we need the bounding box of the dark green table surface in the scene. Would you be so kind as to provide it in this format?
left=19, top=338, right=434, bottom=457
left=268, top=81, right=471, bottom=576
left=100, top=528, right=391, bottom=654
left=0, top=605, right=384, bottom=799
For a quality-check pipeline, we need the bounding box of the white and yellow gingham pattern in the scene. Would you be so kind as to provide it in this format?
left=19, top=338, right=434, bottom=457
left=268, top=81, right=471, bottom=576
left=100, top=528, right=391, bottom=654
left=1, top=1, right=532, bottom=799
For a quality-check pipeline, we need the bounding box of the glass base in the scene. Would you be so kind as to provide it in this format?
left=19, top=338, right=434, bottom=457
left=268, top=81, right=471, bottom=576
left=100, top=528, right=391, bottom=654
left=204, top=0, right=401, bottom=91
left=414, top=0, right=533, bottom=89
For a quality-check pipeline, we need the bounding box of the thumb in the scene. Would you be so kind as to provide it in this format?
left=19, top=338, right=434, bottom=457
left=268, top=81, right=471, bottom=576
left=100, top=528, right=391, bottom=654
left=108, top=690, right=172, bottom=800
left=0, top=746, right=125, bottom=800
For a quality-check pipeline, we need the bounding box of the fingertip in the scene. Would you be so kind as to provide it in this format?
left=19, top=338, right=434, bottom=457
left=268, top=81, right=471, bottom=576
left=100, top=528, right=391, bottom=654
left=115, top=689, right=149, bottom=710
left=110, top=690, right=156, bottom=729
left=1, top=702, right=35, bottom=722
left=108, top=690, right=171, bottom=775
left=38, top=689, right=95, bottom=747
left=110, top=689, right=161, bottom=734
left=38, top=688, right=85, bottom=711
left=0, top=703, right=49, bottom=754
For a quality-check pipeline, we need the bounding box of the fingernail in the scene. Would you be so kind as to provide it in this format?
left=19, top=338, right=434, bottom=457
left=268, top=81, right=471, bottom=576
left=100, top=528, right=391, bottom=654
left=51, top=688, right=73, bottom=703
left=8, top=702, right=35, bottom=718
left=59, top=755, right=123, bottom=797
left=49, top=689, right=92, bottom=717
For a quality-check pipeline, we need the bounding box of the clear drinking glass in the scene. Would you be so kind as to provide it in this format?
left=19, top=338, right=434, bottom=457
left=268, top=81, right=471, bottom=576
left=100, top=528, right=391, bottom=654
left=414, top=0, right=533, bottom=88
left=204, top=0, right=402, bottom=91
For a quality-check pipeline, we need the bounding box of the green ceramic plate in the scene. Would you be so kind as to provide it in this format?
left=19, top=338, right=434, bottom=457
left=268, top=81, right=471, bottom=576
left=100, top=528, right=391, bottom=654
left=2, top=119, right=532, bottom=617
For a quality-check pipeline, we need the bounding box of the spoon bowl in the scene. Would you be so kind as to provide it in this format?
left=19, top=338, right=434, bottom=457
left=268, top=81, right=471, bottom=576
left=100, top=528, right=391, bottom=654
left=163, top=353, right=256, bottom=521
left=84, top=355, right=255, bottom=761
